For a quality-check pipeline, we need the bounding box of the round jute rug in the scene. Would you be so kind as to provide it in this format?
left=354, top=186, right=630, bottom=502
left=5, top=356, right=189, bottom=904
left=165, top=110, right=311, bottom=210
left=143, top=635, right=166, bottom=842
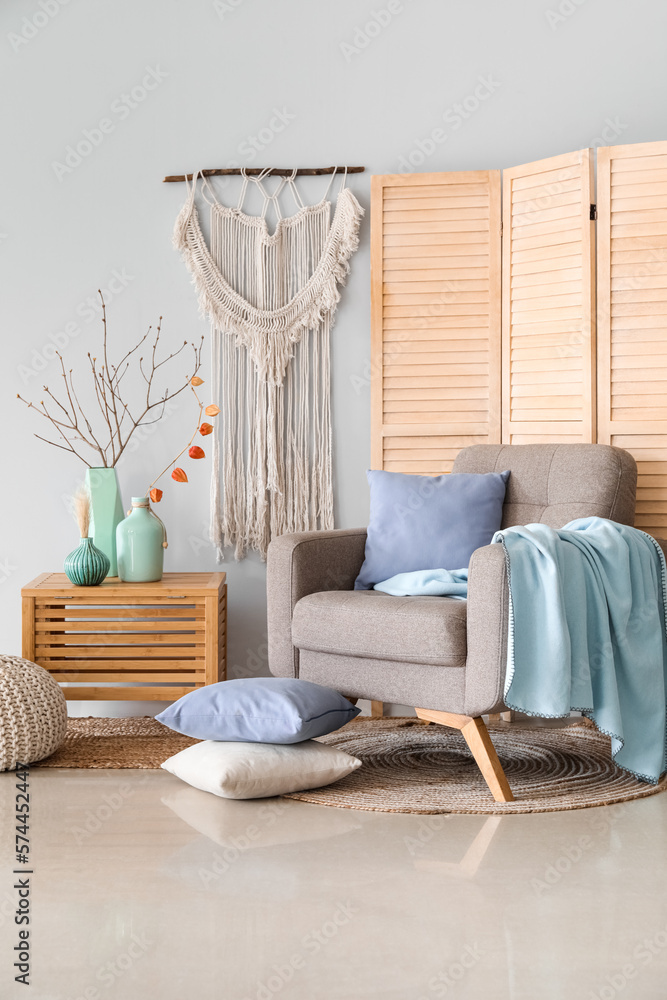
left=283, top=717, right=667, bottom=815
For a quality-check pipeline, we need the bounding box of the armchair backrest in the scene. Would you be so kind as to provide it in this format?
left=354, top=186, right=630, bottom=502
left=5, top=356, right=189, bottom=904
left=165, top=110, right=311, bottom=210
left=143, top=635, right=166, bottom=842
left=452, top=443, right=637, bottom=529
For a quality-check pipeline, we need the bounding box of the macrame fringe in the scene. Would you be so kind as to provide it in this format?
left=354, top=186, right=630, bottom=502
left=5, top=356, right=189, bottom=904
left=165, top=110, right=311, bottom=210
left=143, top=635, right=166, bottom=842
left=174, top=189, right=363, bottom=384
left=175, top=181, right=362, bottom=560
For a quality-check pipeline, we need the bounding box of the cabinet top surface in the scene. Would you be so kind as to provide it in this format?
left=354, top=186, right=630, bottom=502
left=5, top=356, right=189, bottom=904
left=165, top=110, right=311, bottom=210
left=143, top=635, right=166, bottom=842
left=21, top=572, right=226, bottom=596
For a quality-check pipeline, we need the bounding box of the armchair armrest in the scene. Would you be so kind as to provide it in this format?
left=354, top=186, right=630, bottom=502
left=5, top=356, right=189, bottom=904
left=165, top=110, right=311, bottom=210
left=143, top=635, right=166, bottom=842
left=267, top=528, right=367, bottom=678
left=464, top=543, right=509, bottom=717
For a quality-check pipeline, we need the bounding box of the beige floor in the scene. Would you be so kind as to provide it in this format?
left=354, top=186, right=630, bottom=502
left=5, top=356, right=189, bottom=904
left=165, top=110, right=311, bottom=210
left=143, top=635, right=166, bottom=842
left=1, top=766, right=666, bottom=1000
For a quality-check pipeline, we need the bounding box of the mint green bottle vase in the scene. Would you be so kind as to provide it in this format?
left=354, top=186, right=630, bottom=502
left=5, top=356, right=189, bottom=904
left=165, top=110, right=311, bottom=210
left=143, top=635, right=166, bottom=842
left=116, top=497, right=167, bottom=583
left=85, top=467, right=124, bottom=577
left=64, top=537, right=110, bottom=586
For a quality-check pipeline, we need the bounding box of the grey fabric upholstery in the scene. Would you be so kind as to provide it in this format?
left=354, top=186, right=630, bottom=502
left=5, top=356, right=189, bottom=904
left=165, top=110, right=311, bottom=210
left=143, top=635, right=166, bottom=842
left=298, top=649, right=468, bottom=715
left=267, top=528, right=367, bottom=679
left=267, top=443, right=637, bottom=718
left=465, top=544, right=508, bottom=717
left=292, top=590, right=467, bottom=667
left=453, top=443, right=636, bottom=529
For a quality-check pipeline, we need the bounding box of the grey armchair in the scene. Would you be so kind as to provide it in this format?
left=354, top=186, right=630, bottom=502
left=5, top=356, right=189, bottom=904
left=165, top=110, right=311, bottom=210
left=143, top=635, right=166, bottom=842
left=267, top=444, right=637, bottom=802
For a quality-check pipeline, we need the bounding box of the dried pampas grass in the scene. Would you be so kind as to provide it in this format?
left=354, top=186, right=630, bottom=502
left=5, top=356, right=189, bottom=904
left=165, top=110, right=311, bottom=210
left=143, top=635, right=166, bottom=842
left=72, top=485, right=91, bottom=539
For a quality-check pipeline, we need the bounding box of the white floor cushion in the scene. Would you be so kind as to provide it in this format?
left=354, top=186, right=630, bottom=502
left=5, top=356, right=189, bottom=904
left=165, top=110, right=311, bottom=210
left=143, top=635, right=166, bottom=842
left=161, top=739, right=361, bottom=799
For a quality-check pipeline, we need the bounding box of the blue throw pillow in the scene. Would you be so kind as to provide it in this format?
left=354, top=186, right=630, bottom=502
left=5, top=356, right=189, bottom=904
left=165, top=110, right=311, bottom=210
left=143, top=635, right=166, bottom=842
left=156, top=677, right=360, bottom=743
left=355, top=469, right=510, bottom=590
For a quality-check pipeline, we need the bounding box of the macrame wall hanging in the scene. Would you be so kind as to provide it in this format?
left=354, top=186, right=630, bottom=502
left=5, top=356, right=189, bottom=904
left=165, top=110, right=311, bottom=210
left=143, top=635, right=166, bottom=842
left=171, top=166, right=363, bottom=560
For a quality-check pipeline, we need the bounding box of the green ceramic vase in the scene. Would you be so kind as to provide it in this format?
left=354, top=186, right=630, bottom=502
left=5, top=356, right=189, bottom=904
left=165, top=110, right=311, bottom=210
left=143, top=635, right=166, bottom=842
left=64, top=537, right=110, bottom=586
left=85, top=467, right=124, bottom=577
left=116, top=497, right=166, bottom=583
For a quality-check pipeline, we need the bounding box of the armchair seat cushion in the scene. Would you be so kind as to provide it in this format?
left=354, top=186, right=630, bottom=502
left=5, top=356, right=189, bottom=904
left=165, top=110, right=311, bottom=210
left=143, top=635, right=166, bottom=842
left=291, top=590, right=467, bottom=667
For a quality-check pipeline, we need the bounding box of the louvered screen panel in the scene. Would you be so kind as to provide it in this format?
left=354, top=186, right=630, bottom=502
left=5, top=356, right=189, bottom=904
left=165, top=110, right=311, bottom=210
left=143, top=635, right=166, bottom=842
left=371, top=171, right=501, bottom=474
left=598, top=140, right=667, bottom=538
left=502, top=149, right=596, bottom=445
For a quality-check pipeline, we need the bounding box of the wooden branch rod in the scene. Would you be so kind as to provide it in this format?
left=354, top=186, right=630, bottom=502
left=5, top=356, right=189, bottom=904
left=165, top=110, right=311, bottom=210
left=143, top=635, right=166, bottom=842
left=163, top=166, right=365, bottom=183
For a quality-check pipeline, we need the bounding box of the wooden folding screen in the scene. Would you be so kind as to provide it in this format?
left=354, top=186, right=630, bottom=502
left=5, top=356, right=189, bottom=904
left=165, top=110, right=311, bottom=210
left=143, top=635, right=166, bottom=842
left=370, top=142, right=667, bottom=540
left=597, top=140, right=667, bottom=538
left=502, top=149, right=596, bottom=444
left=370, top=171, right=502, bottom=475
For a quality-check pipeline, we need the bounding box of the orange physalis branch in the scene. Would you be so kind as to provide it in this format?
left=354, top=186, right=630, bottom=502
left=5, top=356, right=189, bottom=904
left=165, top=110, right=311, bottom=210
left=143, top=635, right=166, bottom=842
left=145, top=377, right=219, bottom=500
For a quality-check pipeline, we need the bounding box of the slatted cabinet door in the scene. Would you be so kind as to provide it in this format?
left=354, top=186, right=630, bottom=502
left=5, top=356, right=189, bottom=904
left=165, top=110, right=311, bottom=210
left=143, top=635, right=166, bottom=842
left=370, top=171, right=502, bottom=475
left=502, top=149, right=596, bottom=445
left=597, top=140, right=667, bottom=538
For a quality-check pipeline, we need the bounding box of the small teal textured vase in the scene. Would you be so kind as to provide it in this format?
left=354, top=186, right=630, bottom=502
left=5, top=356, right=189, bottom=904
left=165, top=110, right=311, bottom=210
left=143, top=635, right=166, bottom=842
left=64, top=537, right=110, bottom=586
left=85, top=467, right=124, bottom=577
left=116, top=497, right=166, bottom=583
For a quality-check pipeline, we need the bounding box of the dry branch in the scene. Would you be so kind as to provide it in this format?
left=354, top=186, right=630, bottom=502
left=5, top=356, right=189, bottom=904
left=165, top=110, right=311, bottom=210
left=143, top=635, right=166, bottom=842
left=17, top=292, right=203, bottom=468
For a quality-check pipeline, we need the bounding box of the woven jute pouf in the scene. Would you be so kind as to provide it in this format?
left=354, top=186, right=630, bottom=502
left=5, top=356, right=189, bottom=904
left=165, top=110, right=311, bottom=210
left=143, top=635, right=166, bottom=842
left=0, top=656, right=68, bottom=771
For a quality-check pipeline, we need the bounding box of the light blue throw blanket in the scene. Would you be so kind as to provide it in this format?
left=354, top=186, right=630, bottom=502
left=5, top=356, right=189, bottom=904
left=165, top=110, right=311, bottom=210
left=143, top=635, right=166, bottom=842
left=374, top=517, right=667, bottom=782
left=495, top=517, right=667, bottom=783
left=374, top=568, right=468, bottom=598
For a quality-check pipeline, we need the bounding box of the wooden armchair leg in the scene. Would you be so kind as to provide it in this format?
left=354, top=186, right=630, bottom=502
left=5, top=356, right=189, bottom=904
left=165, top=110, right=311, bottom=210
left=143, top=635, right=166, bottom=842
left=371, top=700, right=384, bottom=718
left=415, top=708, right=514, bottom=803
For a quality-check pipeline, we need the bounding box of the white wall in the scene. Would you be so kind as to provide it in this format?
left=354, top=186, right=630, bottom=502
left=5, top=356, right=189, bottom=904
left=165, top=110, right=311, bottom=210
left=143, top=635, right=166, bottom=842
left=1, top=0, right=666, bottom=715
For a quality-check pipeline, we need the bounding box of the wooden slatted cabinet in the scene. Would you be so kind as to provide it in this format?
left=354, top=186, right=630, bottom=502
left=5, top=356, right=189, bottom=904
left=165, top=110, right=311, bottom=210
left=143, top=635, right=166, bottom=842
left=21, top=572, right=226, bottom=701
